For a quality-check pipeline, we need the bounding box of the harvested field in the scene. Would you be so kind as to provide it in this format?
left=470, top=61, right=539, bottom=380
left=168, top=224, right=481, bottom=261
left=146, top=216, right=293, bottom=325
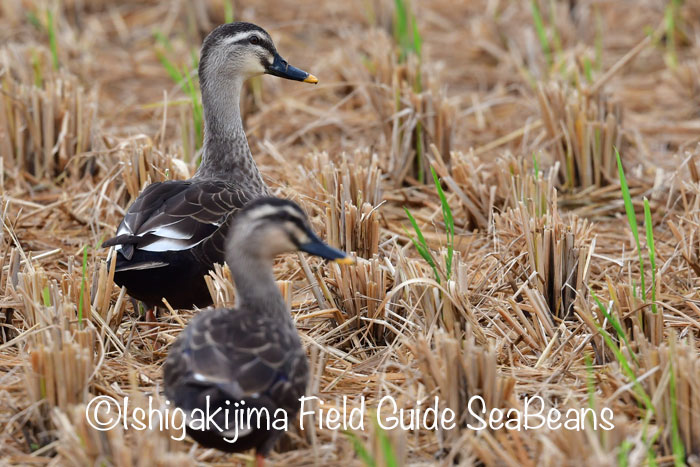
left=1, top=0, right=700, bottom=465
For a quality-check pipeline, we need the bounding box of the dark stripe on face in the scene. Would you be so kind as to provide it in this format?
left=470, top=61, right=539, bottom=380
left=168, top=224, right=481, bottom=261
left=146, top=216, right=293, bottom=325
left=230, top=37, right=276, bottom=57
left=257, top=212, right=307, bottom=232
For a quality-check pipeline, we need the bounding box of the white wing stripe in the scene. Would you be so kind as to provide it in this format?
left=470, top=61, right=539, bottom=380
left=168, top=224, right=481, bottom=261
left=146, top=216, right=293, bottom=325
left=148, top=224, right=194, bottom=240
left=140, top=237, right=207, bottom=252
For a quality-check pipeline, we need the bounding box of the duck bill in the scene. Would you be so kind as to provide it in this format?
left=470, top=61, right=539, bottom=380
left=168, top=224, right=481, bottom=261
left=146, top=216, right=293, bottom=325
left=266, top=53, right=318, bottom=83
left=300, top=237, right=353, bottom=264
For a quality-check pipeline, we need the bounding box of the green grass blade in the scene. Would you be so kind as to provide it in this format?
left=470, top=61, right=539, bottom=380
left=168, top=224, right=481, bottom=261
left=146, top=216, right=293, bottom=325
left=618, top=440, right=632, bottom=467
left=404, top=208, right=430, bottom=255
left=591, top=293, right=653, bottom=415
left=155, top=50, right=184, bottom=85
left=643, top=198, right=657, bottom=313
left=616, top=148, right=646, bottom=301
left=154, top=30, right=174, bottom=52
left=431, top=167, right=454, bottom=280
left=412, top=15, right=422, bottom=58
left=94, top=234, right=106, bottom=251
left=46, top=9, right=59, bottom=70
left=532, top=152, right=540, bottom=177
left=377, top=426, right=399, bottom=467
left=583, top=56, right=593, bottom=83
left=26, top=10, right=41, bottom=29
left=596, top=322, right=653, bottom=412
left=394, top=0, right=408, bottom=35
left=547, top=0, right=562, bottom=56
left=344, top=431, right=376, bottom=467
left=152, top=31, right=203, bottom=158
left=530, top=0, right=552, bottom=66
left=393, top=0, right=420, bottom=64
left=645, top=427, right=660, bottom=466
left=393, top=0, right=409, bottom=60
left=591, top=289, right=638, bottom=365
left=42, top=285, right=50, bottom=307
left=224, top=0, right=234, bottom=23
left=404, top=208, right=440, bottom=283
left=31, top=50, right=43, bottom=88
left=153, top=31, right=186, bottom=85
left=190, top=48, right=200, bottom=69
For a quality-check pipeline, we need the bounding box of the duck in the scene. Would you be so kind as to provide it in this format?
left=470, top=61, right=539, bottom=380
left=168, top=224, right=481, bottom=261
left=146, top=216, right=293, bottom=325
left=163, top=197, right=353, bottom=464
left=102, top=22, right=318, bottom=311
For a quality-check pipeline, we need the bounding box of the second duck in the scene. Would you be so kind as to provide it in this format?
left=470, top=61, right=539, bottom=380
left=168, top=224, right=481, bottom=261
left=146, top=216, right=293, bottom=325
left=163, top=197, right=353, bottom=464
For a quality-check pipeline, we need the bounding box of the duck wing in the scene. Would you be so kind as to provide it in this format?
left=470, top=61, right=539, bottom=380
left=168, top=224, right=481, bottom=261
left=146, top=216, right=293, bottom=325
left=163, top=308, right=308, bottom=448
left=103, top=180, right=249, bottom=263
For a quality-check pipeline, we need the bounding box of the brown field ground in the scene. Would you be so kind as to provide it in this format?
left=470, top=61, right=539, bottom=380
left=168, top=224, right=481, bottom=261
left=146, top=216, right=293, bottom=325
left=1, top=0, right=700, bottom=465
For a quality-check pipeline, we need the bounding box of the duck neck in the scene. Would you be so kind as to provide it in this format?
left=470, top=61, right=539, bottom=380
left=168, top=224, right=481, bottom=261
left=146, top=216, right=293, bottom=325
left=194, top=76, right=268, bottom=195
left=229, top=252, right=288, bottom=316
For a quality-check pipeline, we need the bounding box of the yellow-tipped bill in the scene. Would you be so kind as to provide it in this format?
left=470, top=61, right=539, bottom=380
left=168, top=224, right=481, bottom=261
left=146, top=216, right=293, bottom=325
left=334, top=255, right=355, bottom=265
left=266, top=53, right=318, bottom=84
left=300, top=235, right=353, bottom=264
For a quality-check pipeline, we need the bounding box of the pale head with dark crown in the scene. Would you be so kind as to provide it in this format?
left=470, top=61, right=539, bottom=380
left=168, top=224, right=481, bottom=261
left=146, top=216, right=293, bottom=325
left=227, top=198, right=353, bottom=264
left=199, top=22, right=318, bottom=90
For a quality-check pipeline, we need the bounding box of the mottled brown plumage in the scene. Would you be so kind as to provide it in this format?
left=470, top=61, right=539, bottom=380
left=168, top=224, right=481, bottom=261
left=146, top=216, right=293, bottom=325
left=163, top=198, right=352, bottom=458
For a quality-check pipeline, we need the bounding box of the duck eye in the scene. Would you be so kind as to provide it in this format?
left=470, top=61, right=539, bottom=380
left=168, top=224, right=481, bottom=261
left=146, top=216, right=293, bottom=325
left=249, top=35, right=260, bottom=45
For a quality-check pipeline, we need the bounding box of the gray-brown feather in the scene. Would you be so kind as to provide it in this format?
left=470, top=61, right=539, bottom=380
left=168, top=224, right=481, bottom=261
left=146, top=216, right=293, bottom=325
left=163, top=306, right=308, bottom=452
left=103, top=180, right=251, bottom=266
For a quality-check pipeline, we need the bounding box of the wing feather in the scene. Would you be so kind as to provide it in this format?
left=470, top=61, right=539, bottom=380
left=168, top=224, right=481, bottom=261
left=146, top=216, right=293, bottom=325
left=103, top=180, right=250, bottom=256
left=163, top=308, right=307, bottom=410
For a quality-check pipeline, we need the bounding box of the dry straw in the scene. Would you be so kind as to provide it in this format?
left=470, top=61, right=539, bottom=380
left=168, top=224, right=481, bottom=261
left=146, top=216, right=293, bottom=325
left=301, top=151, right=382, bottom=259
left=493, top=158, right=594, bottom=322
left=2, top=0, right=700, bottom=465
left=537, top=82, right=623, bottom=191
left=0, top=45, right=98, bottom=182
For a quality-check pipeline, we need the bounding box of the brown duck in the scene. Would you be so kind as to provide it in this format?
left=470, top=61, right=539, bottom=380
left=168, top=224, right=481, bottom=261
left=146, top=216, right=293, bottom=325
left=163, top=197, right=353, bottom=465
